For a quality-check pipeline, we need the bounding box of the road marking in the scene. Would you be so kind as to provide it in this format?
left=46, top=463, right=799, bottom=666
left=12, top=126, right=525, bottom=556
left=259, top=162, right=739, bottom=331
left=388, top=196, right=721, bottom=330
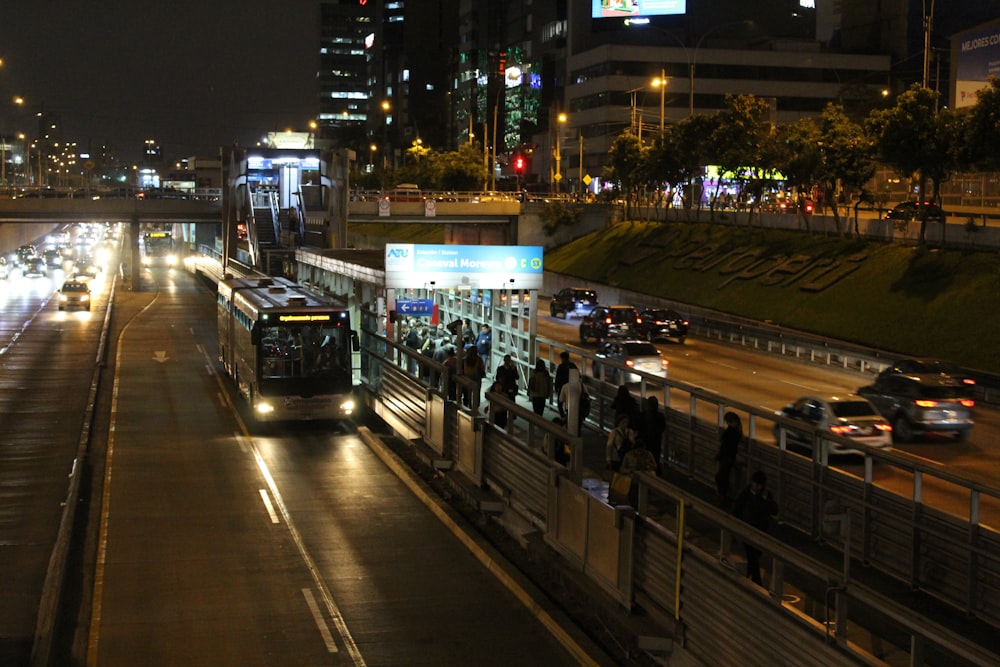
left=259, top=488, right=280, bottom=524
left=302, top=588, right=339, bottom=653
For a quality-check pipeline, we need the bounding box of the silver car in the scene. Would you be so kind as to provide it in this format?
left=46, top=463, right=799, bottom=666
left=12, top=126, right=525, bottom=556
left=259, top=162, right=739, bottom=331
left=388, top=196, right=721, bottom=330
left=773, top=394, right=893, bottom=455
left=858, top=374, right=974, bottom=442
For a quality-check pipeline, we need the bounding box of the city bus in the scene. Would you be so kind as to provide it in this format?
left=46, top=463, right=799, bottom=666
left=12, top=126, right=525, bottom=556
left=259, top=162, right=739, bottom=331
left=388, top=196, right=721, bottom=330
left=141, top=230, right=178, bottom=267
left=219, top=278, right=359, bottom=421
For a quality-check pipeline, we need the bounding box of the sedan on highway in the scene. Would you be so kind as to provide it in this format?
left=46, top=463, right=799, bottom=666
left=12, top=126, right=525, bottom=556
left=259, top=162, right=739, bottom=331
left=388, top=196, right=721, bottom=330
left=773, top=394, right=893, bottom=456
left=57, top=279, right=91, bottom=311
left=636, top=308, right=689, bottom=343
left=592, top=340, right=668, bottom=384
left=858, top=373, right=974, bottom=442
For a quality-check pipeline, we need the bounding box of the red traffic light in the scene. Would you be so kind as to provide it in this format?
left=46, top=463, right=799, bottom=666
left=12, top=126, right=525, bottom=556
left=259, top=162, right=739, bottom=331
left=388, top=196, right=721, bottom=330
left=514, top=156, right=525, bottom=173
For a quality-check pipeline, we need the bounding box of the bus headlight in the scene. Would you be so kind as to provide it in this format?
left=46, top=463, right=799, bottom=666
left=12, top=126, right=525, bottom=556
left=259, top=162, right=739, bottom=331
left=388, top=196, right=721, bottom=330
left=142, top=255, right=152, bottom=266
left=166, top=254, right=178, bottom=266
left=340, top=399, right=355, bottom=414
left=256, top=402, right=274, bottom=414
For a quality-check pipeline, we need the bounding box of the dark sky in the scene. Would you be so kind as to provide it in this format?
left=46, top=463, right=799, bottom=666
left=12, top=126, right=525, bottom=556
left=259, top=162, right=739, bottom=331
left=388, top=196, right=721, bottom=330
left=0, top=1, right=319, bottom=162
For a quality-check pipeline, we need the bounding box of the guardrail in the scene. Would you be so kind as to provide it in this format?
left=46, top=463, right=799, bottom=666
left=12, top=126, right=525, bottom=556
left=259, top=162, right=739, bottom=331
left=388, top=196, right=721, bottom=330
left=362, top=329, right=1000, bottom=664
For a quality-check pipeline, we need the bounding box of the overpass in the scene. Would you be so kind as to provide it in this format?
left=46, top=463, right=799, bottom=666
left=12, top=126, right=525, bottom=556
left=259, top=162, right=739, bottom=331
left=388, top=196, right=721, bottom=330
left=0, top=194, right=222, bottom=225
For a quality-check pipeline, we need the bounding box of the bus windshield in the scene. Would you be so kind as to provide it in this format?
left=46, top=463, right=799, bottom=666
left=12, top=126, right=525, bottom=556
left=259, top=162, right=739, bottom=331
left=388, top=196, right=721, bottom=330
left=259, top=323, right=349, bottom=379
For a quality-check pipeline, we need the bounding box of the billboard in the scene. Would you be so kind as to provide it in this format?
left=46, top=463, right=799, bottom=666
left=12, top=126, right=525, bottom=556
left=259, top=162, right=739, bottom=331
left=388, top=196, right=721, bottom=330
left=953, top=21, right=1000, bottom=109
left=385, top=244, right=544, bottom=290
left=591, top=0, right=686, bottom=19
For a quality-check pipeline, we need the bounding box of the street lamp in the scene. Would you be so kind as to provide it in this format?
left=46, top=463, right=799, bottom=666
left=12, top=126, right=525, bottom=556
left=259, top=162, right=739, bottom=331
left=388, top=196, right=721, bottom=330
left=651, top=70, right=667, bottom=135
left=554, top=112, right=567, bottom=194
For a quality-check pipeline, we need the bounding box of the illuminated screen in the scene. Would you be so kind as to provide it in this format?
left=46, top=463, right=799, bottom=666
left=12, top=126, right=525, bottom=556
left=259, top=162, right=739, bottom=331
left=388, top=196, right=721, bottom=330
left=591, top=0, right=686, bottom=18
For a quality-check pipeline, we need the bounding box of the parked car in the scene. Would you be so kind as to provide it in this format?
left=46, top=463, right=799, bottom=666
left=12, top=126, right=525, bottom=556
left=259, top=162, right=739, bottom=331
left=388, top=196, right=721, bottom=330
left=857, top=373, right=974, bottom=442
left=592, top=340, right=668, bottom=383
left=57, top=279, right=91, bottom=311
left=549, top=287, right=598, bottom=319
left=878, top=357, right=976, bottom=397
left=884, top=201, right=944, bottom=224
left=637, top=308, right=689, bottom=343
left=579, top=305, right=641, bottom=344
left=773, top=394, right=893, bottom=456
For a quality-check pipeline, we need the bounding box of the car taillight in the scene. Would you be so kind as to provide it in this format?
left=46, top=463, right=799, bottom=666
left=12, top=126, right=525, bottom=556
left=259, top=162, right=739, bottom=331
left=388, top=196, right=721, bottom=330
left=660, top=359, right=669, bottom=369
left=604, top=317, right=612, bottom=325
left=961, top=399, right=975, bottom=408
left=914, top=400, right=937, bottom=408
left=625, top=360, right=635, bottom=367
left=962, top=378, right=976, bottom=386
left=636, top=317, right=643, bottom=325
left=829, top=425, right=851, bottom=434
left=874, top=423, right=892, bottom=432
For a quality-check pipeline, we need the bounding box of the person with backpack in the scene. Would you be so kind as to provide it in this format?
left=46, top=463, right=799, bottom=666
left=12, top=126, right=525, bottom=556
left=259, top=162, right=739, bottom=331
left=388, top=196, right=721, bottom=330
left=605, top=413, right=636, bottom=473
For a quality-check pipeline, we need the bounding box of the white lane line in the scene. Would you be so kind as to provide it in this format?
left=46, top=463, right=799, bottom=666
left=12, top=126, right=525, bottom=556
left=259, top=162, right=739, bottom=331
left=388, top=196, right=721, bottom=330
left=254, top=450, right=366, bottom=666
left=233, top=432, right=249, bottom=453
left=217, top=392, right=227, bottom=407
left=258, top=489, right=280, bottom=524
left=302, top=588, right=339, bottom=654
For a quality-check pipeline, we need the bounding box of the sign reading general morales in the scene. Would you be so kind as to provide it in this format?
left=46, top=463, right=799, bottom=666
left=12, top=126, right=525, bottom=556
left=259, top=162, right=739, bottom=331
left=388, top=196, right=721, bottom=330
left=385, top=244, right=544, bottom=290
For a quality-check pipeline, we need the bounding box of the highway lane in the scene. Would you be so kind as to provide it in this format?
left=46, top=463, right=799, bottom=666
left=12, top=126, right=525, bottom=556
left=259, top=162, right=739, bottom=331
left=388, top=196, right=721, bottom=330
left=89, top=266, right=585, bottom=666
left=539, top=314, right=1000, bottom=527
left=0, top=260, right=112, bottom=666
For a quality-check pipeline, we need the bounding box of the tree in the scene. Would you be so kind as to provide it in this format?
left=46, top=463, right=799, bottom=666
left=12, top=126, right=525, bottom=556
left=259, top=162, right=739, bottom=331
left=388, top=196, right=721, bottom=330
left=960, top=77, right=1000, bottom=172
left=603, top=132, right=645, bottom=219
left=672, top=114, right=720, bottom=218
left=866, top=85, right=946, bottom=244
left=711, top=94, right=775, bottom=224
left=432, top=142, right=488, bottom=191
left=773, top=118, right=820, bottom=232
left=815, top=103, right=876, bottom=237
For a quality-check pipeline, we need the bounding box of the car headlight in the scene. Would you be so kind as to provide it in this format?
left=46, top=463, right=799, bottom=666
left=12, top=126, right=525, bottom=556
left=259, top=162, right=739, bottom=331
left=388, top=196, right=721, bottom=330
left=142, top=256, right=151, bottom=265
left=256, top=402, right=274, bottom=414
left=59, top=294, right=68, bottom=302
left=166, top=255, right=178, bottom=266
left=81, top=294, right=89, bottom=302
left=340, top=399, right=355, bottom=414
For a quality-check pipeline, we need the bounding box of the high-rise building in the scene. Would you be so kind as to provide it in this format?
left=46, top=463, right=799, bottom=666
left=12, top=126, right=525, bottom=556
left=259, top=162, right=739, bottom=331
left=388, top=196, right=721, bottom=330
left=317, top=1, right=375, bottom=152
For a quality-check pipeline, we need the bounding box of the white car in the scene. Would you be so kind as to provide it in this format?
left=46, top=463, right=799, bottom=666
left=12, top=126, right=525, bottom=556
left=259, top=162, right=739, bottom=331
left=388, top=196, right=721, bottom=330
left=592, top=340, right=668, bottom=384
left=774, top=394, right=893, bottom=456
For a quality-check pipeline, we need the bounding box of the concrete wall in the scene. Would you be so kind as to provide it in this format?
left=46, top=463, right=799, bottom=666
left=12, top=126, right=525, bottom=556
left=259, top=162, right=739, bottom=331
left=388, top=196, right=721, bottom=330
left=0, top=223, right=61, bottom=257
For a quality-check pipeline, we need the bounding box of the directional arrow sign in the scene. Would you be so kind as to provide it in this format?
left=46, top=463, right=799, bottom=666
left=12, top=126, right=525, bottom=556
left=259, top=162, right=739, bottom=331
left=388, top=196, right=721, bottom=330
left=153, top=351, right=169, bottom=363
left=395, top=299, right=434, bottom=316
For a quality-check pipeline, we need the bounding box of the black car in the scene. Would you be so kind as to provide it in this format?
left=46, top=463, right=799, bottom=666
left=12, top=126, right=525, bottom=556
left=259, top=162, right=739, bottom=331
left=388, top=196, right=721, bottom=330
left=637, top=308, right=689, bottom=343
left=549, top=287, right=598, bottom=319
left=579, top=305, right=640, bottom=344
left=884, top=201, right=944, bottom=224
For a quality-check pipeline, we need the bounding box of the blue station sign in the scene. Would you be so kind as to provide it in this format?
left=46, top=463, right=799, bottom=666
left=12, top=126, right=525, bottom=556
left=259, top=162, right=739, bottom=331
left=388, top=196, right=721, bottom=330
left=395, top=299, right=435, bottom=316
left=385, top=244, right=544, bottom=290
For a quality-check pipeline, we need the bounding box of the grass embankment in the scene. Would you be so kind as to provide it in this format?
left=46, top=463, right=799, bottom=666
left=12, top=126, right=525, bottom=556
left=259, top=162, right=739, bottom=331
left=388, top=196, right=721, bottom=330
left=349, top=219, right=1000, bottom=374
left=544, top=221, right=1000, bottom=374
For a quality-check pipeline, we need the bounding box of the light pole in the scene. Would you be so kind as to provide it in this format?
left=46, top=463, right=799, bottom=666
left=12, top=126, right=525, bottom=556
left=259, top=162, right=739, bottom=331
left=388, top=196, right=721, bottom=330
left=554, top=112, right=566, bottom=194
left=651, top=69, right=667, bottom=135
left=922, top=0, right=936, bottom=88
left=381, top=100, right=390, bottom=169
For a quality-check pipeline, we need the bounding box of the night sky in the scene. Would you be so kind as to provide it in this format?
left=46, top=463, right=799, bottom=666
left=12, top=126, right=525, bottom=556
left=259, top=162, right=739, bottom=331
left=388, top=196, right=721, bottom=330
left=0, top=1, right=320, bottom=162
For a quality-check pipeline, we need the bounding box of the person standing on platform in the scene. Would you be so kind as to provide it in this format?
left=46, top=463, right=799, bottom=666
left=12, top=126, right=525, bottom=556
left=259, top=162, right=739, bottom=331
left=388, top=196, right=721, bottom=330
left=475, top=324, right=492, bottom=370
left=554, top=351, right=577, bottom=418
left=716, top=411, right=743, bottom=505
left=527, top=359, right=553, bottom=416
left=733, top=470, right=779, bottom=585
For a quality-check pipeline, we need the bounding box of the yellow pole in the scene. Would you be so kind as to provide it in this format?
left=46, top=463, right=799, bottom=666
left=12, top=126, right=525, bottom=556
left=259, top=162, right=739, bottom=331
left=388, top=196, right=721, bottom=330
left=674, top=499, right=685, bottom=621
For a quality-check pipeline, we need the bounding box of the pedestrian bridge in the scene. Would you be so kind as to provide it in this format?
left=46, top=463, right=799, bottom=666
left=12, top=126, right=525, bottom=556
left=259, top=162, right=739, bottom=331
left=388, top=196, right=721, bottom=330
left=0, top=194, right=222, bottom=224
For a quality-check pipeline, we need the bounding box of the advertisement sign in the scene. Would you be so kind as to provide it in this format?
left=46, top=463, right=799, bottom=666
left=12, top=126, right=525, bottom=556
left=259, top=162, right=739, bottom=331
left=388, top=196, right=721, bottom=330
left=953, top=21, right=1000, bottom=109
left=591, top=0, right=686, bottom=19
left=385, top=244, right=544, bottom=290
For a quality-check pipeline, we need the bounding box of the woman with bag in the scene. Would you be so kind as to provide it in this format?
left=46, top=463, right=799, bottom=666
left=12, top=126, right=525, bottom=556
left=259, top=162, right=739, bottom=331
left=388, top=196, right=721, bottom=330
left=527, top=359, right=552, bottom=416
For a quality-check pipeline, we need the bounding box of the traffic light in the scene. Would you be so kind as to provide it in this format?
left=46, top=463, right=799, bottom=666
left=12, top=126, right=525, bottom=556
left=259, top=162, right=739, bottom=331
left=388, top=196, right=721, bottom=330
left=514, top=156, right=525, bottom=174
